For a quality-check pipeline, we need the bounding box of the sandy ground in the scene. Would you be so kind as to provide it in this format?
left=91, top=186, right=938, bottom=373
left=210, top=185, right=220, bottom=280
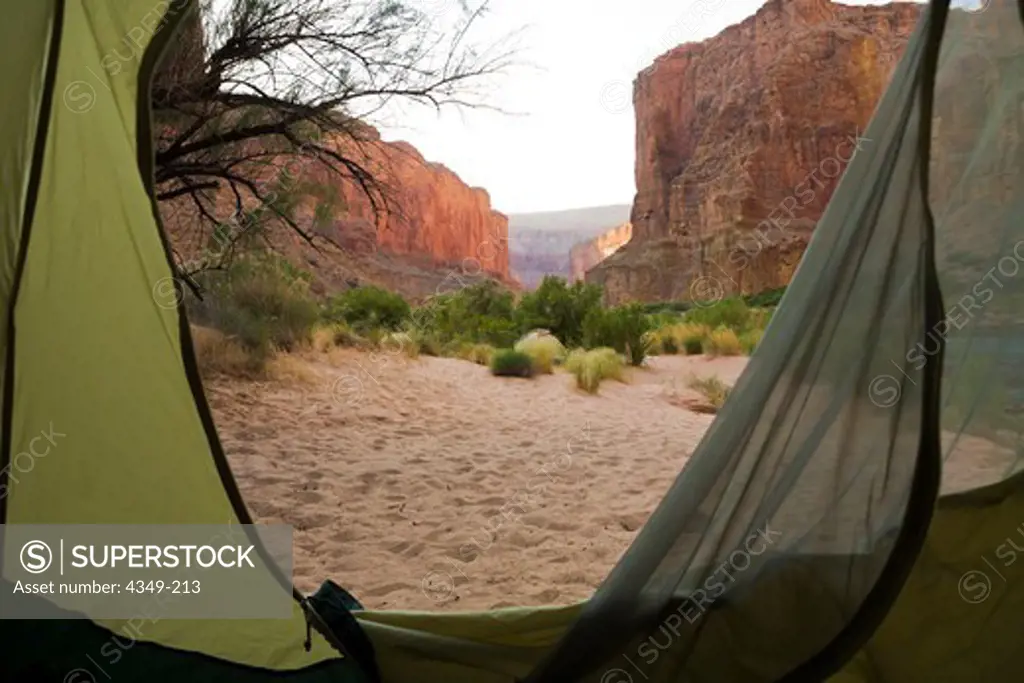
left=205, top=351, right=746, bottom=611
left=205, top=349, right=1021, bottom=612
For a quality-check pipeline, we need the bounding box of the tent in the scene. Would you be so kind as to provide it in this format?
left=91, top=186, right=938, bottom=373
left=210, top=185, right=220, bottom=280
left=1, top=0, right=1021, bottom=681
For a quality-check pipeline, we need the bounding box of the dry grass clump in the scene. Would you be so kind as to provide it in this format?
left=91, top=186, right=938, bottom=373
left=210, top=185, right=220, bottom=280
left=514, top=335, right=566, bottom=374
left=564, top=347, right=625, bottom=394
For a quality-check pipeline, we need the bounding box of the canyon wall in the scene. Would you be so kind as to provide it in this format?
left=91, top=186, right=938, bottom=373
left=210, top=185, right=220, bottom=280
left=508, top=205, right=630, bottom=288
left=163, top=123, right=511, bottom=300
left=295, top=125, right=511, bottom=283
left=570, top=223, right=633, bottom=282
left=588, top=0, right=921, bottom=304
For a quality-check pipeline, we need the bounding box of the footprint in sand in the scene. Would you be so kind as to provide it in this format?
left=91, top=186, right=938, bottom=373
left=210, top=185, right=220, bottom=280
left=294, top=490, right=324, bottom=505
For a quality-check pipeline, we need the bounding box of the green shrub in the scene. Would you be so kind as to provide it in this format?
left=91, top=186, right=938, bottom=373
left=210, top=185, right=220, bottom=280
left=412, top=281, right=519, bottom=347
left=490, top=349, right=535, bottom=378
left=514, top=334, right=566, bottom=374
left=187, top=254, right=320, bottom=362
left=744, top=287, right=786, bottom=308
left=582, top=303, right=652, bottom=366
left=683, top=336, right=704, bottom=355
left=683, top=297, right=751, bottom=332
left=661, top=335, right=680, bottom=355
left=515, top=276, right=603, bottom=348
left=406, top=327, right=444, bottom=356
left=739, top=328, right=764, bottom=355
left=565, top=347, right=625, bottom=394
left=323, top=285, right=410, bottom=332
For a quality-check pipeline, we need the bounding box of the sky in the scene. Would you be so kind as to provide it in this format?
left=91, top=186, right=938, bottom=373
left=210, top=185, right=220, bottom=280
left=367, top=0, right=969, bottom=216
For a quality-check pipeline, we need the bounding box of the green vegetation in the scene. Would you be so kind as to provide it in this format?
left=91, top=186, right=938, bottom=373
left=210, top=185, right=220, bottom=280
left=490, top=349, right=535, bottom=378
left=188, top=259, right=782, bottom=382
left=583, top=303, right=653, bottom=366
left=187, top=253, right=320, bottom=366
left=515, top=277, right=603, bottom=348
left=565, top=347, right=625, bottom=394
left=514, top=334, right=567, bottom=374
left=323, top=285, right=410, bottom=332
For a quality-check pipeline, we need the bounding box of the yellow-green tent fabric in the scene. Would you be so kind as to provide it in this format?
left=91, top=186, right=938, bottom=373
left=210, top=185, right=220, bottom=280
left=2, top=1, right=1023, bottom=682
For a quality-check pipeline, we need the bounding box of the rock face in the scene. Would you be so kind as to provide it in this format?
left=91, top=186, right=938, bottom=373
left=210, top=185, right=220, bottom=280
left=588, top=0, right=922, bottom=304
left=570, top=223, right=633, bottom=282
left=306, top=126, right=510, bottom=282
left=508, top=205, right=631, bottom=288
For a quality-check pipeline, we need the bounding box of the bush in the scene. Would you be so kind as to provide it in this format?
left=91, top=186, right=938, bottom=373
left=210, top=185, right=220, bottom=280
left=565, top=347, right=625, bottom=394
left=739, top=328, right=763, bottom=355
left=191, top=325, right=260, bottom=377
left=705, top=326, right=743, bottom=356
left=687, top=374, right=731, bottom=412
left=514, top=334, right=566, bottom=374
left=323, top=285, right=410, bottom=332
left=490, top=349, right=535, bottom=378
left=515, top=276, right=603, bottom=348
left=412, top=281, right=519, bottom=348
left=683, top=297, right=751, bottom=332
left=455, top=342, right=495, bottom=366
left=582, top=303, right=652, bottom=366
left=661, top=335, right=680, bottom=355
left=187, top=254, right=320, bottom=362
left=744, top=287, right=786, bottom=308
left=382, top=331, right=419, bottom=358
left=683, top=336, right=704, bottom=355
left=406, top=327, right=444, bottom=356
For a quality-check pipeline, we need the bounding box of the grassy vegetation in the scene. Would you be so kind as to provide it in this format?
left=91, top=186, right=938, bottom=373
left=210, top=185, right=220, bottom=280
left=490, top=349, right=535, bottom=378
left=565, top=347, right=625, bottom=394
left=514, top=334, right=567, bottom=374
left=187, top=259, right=779, bottom=388
left=687, top=374, right=732, bottom=412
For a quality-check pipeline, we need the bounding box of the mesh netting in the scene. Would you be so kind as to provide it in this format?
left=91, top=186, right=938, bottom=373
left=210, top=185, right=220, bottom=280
left=524, top=2, right=1024, bottom=682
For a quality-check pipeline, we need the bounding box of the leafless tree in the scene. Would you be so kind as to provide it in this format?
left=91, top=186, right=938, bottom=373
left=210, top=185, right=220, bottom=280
left=152, top=0, right=519, bottom=279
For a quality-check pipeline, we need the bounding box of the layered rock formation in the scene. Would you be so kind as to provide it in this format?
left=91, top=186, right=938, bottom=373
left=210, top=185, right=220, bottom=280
left=162, top=122, right=511, bottom=301
left=570, top=223, right=633, bottom=282
left=508, top=205, right=630, bottom=288
left=308, top=127, right=510, bottom=282
left=589, top=0, right=922, bottom=304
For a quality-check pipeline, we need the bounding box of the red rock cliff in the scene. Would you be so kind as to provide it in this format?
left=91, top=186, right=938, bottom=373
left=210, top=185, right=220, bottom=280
left=588, top=0, right=921, bottom=304
left=570, top=223, right=633, bottom=282
left=303, top=125, right=510, bottom=281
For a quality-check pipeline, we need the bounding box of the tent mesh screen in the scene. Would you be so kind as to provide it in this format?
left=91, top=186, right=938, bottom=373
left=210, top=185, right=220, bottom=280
left=525, top=2, right=1024, bottom=682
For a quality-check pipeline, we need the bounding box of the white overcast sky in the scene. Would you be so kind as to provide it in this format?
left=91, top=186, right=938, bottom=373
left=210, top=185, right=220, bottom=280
left=371, top=0, right=966, bottom=215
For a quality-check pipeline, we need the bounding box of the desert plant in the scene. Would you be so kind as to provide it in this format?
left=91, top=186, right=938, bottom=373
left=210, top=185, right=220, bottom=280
left=382, top=331, right=419, bottom=358
left=582, top=303, right=652, bottom=366
left=683, top=336, right=704, bottom=355
left=514, top=334, right=566, bottom=374
left=739, top=328, right=764, bottom=355
left=405, top=327, right=444, bottom=356
left=490, top=349, right=535, bottom=378
left=687, top=374, right=732, bottom=411
left=191, top=325, right=260, bottom=377
left=515, top=276, right=603, bottom=348
left=323, top=285, right=410, bottom=332
left=660, top=335, right=680, bottom=355
left=455, top=342, right=496, bottom=366
left=565, top=347, right=625, bottom=394
left=186, top=254, right=320, bottom=362
left=683, top=297, right=751, bottom=332
left=705, top=326, right=743, bottom=356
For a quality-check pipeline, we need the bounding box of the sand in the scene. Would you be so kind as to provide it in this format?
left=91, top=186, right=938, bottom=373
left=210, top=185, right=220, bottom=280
left=205, top=351, right=746, bottom=611
left=205, top=348, right=1021, bottom=612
